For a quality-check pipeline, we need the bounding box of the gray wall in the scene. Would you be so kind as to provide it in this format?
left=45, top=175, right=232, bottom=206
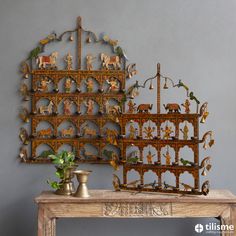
left=0, top=0, right=236, bottom=235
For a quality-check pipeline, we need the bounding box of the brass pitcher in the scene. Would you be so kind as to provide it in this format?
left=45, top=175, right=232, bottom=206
left=55, top=165, right=78, bottom=196
left=74, top=170, right=92, bottom=198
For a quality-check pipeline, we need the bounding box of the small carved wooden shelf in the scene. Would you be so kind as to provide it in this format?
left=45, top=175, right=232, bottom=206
left=35, top=190, right=236, bottom=236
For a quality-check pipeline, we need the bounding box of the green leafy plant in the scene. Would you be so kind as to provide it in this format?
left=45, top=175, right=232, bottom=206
left=47, top=151, right=76, bottom=190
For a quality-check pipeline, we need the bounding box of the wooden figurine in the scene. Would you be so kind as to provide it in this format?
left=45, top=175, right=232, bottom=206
left=85, top=78, right=94, bottom=92
left=36, top=51, right=58, bottom=69
left=180, top=122, right=189, bottom=140
left=38, top=101, right=54, bottom=115
left=129, top=124, right=137, bottom=139
left=181, top=99, right=191, bottom=114
left=113, top=174, right=121, bottom=191
left=19, top=127, right=29, bottom=145
left=38, top=77, right=50, bottom=92
left=37, top=128, right=53, bottom=138
left=86, top=54, right=95, bottom=70
left=19, top=147, right=28, bottom=162
left=126, top=63, right=137, bottom=79
left=161, top=124, right=173, bottom=140
left=20, top=61, right=31, bottom=79
left=64, top=78, right=73, bottom=93
left=20, top=82, right=30, bottom=101
left=84, top=99, right=95, bottom=115
left=146, top=151, right=155, bottom=164
left=163, top=103, right=181, bottom=113
left=82, top=124, right=97, bottom=137
left=181, top=183, right=194, bottom=192
left=19, top=107, right=30, bottom=123
left=63, top=99, right=73, bottom=115
left=100, top=53, right=120, bottom=70
left=127, top=100, right=136, bottom=114
left=137, top=104, right=153, bottom=113
left=103, top=100, right=110, bottom=114
left=106, top=78, right=119, bottom=92
left=104, top=128, right=118, bottom=145
left=143, top=126, right=155, bottom=139
left=127, top=151, right=139, bottom=164
left=64, top=53, right=73, bottom=70
left=61, top=126, right=74, bottom=137
left=163, top=148, right=171, bottom=165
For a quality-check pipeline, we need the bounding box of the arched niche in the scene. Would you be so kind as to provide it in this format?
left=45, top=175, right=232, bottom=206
left=103, top=121, right=121, bottom=134
left=162, top=170, right=176, bottom=188
left=142, top=120, right=157, bottom=139
left=127, top=169, right=141, bottom=186
left=143, top=145, right=157, bottom=164
left=80, top=77, right=99, bottom=93
left=102, top=144, right=120, bottom=160
left=179, top=121, right=193, bottom=140
left=57, top=143, right=74, bottom=153
left=80, top=120, right=99, bottom=137
left=58, top=77, right=77, bottom=93
left=36, top=121, right=54, bottom=138
left=143, top=170, right=158, bottom=188
left=79, top=143, right=98, bottom=160
left=58, top=120, right=77, bottom=138
left=80, top=98, right=99, bottom=115
left=179, top=146, right=194, bottom=165
left=125, top=121, right=139, bottom=139
left=36, top=98, right=55, bottom=115
left=126, top=145, right=140, bottom=163
left=179, top=171, right=195, bottom=191
left=161, top=145, right=175, bottom=165
left=36, top=143, right=54, bottom=158
left=103, top=76, right=121, bottom=93
left=57, top=98, right=77, bottom=115
left=160, top=121, right=175, bottom=139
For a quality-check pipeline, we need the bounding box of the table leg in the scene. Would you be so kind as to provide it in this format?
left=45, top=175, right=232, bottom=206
left=38, top=205, right=56, bottom=236
left=220, top=205, right=236, bottom=236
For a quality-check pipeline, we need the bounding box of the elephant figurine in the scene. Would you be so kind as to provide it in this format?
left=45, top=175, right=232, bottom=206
left=163, top=103, right=181, bottom=113
left=137, top=104, right=153, bottom=113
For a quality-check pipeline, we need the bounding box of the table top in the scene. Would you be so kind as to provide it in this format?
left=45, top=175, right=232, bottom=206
left=35, top=189, right=236, bottom=204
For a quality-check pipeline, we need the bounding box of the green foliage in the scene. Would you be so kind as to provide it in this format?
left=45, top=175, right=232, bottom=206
left=40, top=150, right=55, bottom=158
left=47, top=151, right=76, bottom=190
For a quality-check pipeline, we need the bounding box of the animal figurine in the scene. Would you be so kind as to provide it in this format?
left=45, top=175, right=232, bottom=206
left=181, top=99, right=191, bottom=114
left=108, top=105, right=122, bottom=115
left=137, top=104, right=153, bottom=113
left=37, top=128, right=53, bottom=138
left=106, top=78, right=119, bottom=92
left=100, top=53, right=121, bottom=70
left=127, top=100, right=136, bottom=114
left=143, top=126, right=155, bottom=139
left=163, top=103, right=181, bottom=113
left=38, top=101, right=54, bottom=115
left=181, top=183, right=194, bottom=192
left=39, top=33, right=57, bottom=50
left=61, top=126, right=74, bottom=137
left=36, top=51, right=58, bottom=69
left=86, top=54, right=96, bottom=70
left=64, top=53, right=73, bottom=70
left=82, top=124, right=97, bottom=137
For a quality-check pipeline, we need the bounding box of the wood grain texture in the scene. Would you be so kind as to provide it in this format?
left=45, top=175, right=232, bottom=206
left=36, top=190, right=236, bottom=236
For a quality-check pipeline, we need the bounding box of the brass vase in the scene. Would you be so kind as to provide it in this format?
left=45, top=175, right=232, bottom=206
left=74, top=170, right=92, bottom=198
left=55, top=165, right=78, bottom=196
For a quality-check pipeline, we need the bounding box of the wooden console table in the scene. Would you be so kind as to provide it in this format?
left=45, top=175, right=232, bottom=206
left=35, top=190, right=236, bottom=236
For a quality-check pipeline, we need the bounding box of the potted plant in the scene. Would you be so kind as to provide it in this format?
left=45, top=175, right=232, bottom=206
left=47, top=150, right=78, bottom=195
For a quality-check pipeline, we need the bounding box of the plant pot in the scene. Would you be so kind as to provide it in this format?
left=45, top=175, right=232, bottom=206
left=55, top=165, right=78, bottom=196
